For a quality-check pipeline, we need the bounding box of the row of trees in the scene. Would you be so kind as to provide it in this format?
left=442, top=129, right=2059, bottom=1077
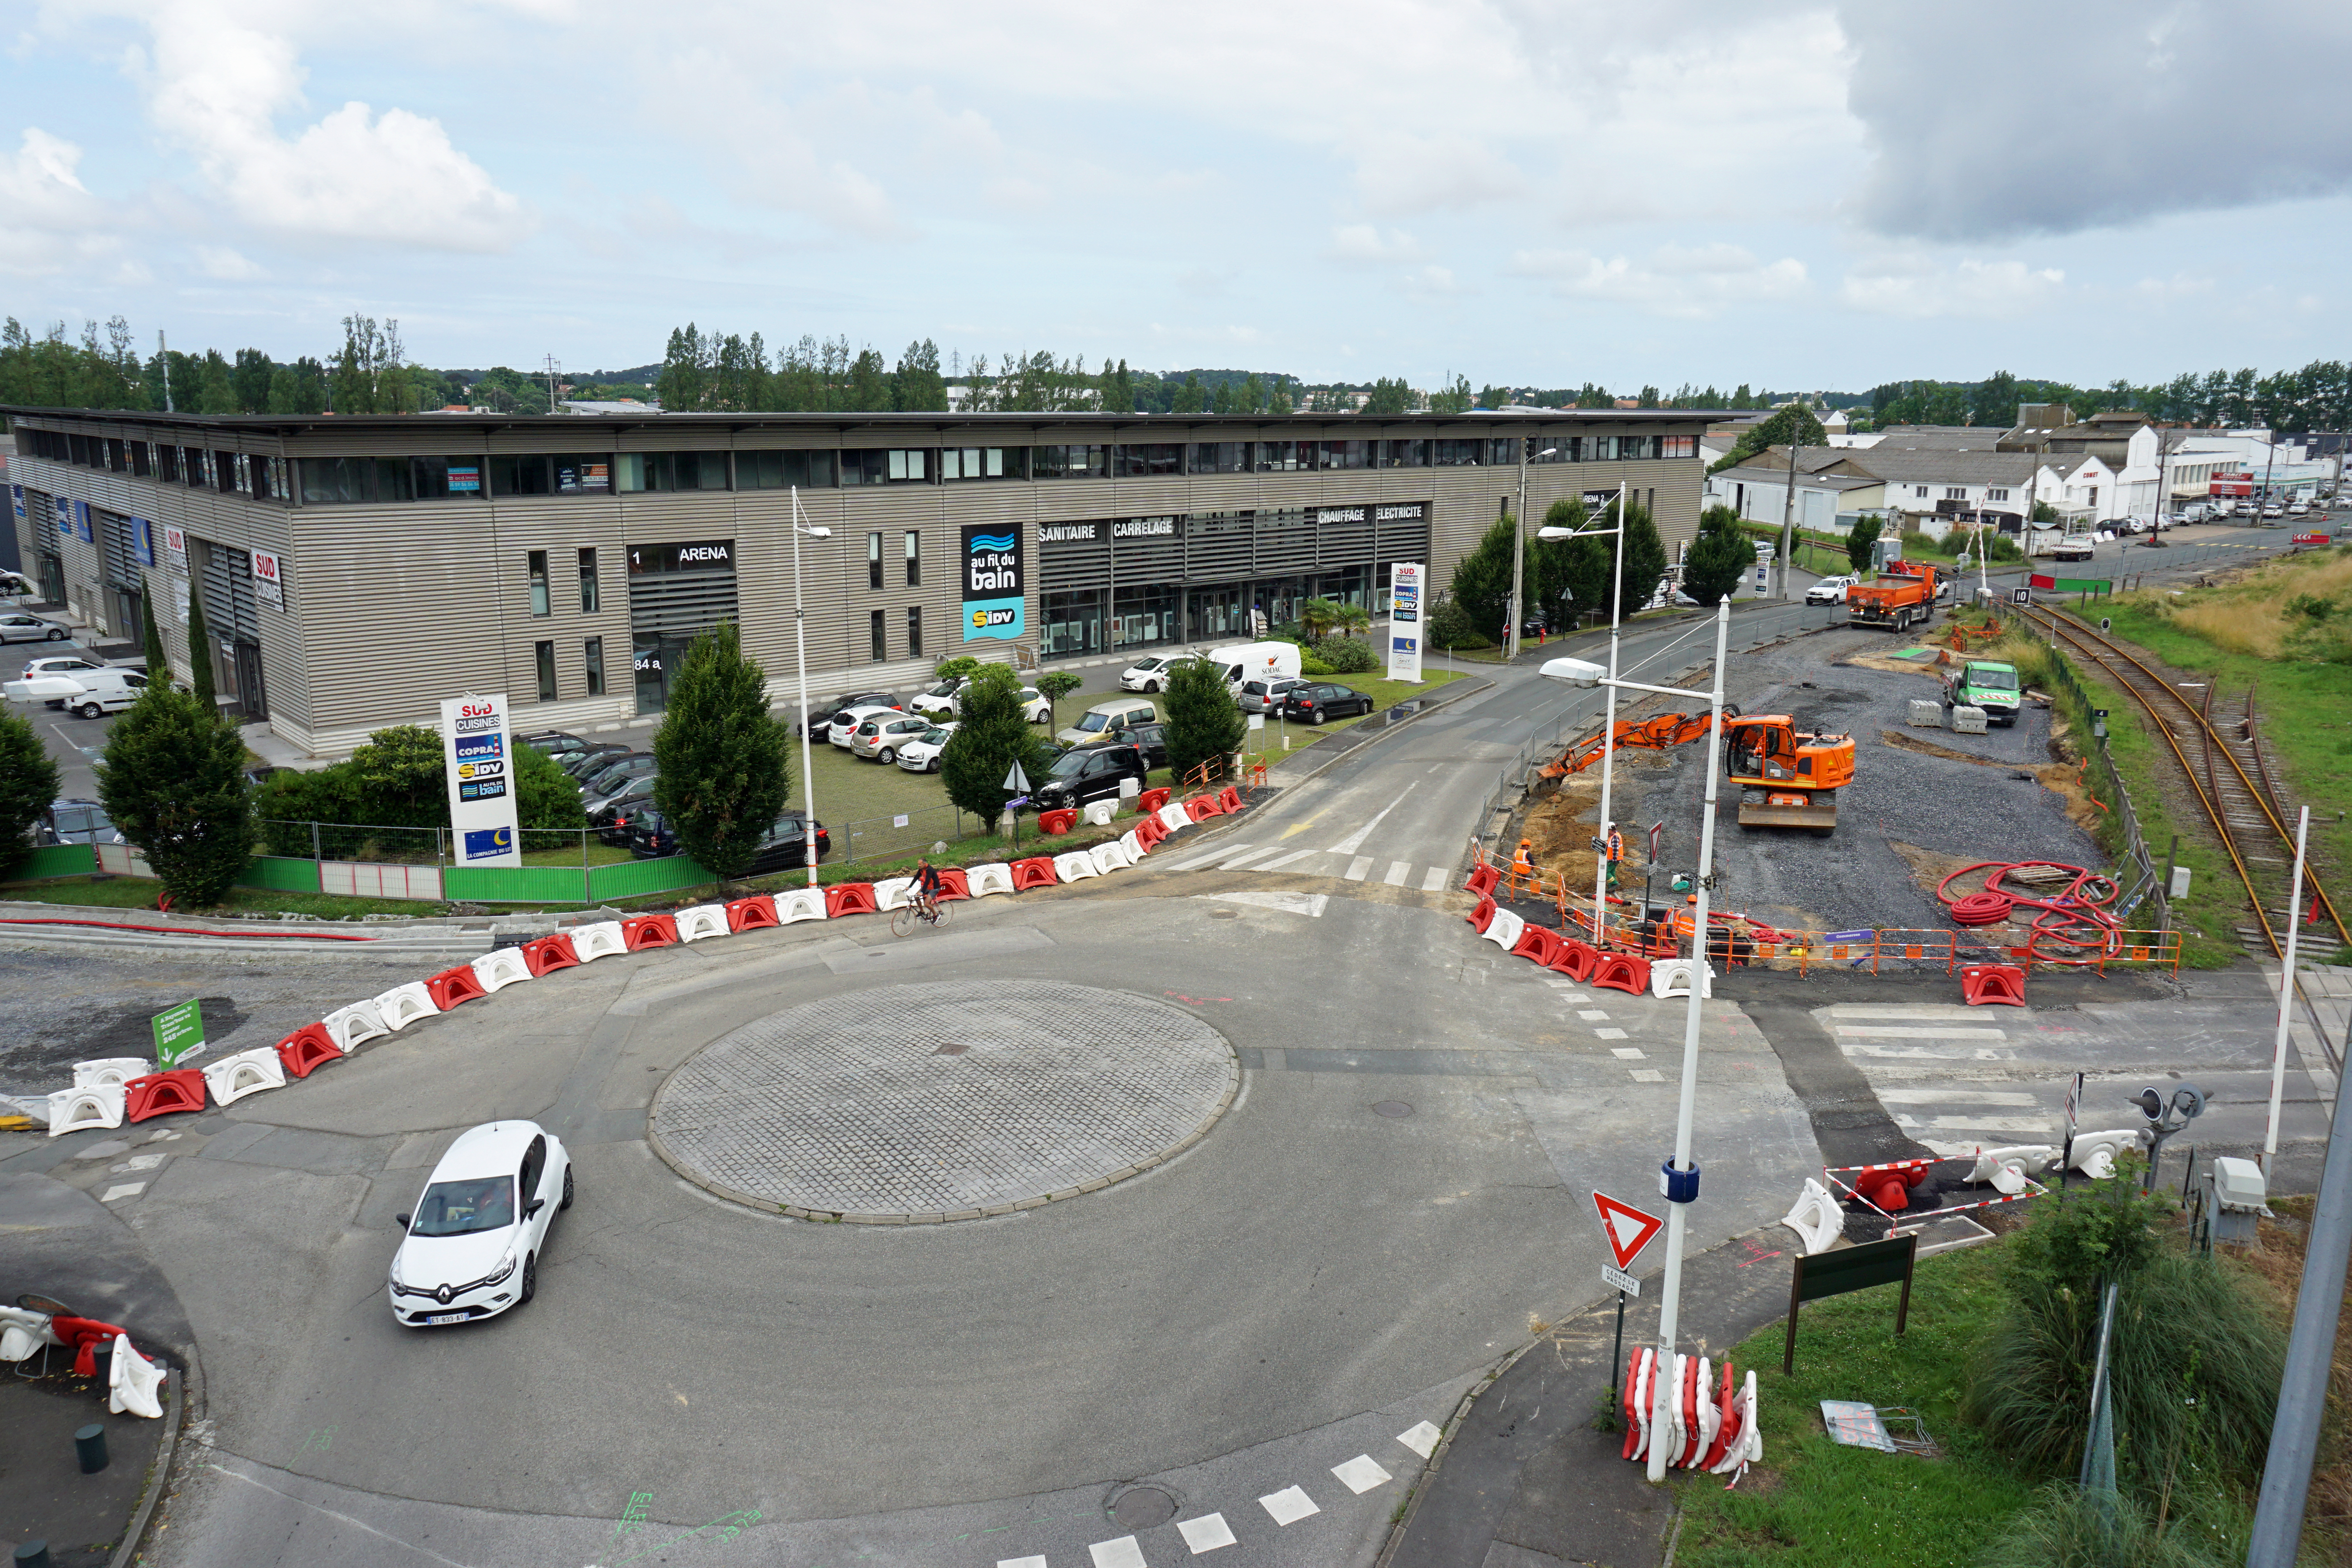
left=1866, top=359, right=2352, bottom=433
left=0, top=312, right=471, bottom=416
left=1440, top=495, right=1672, bottom=644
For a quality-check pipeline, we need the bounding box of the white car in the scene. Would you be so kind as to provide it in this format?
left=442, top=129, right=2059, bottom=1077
left=7, top=667, right=148, bottom=717
left=1017, top=686, right=1052, bottom=724
left=388, top=1121, right=572, bottom=1327
left=12, top=654, right=108, bottom=709
left=850, top=711, right=933, bottom=764
left=828, top=703, right=902, bottom=748
left=894, top=721, right=958, bottom=773
left=0, top=612, right=69, bottom=644
left=1804, top=574, right=1857, bottom=605
left=909, top=678, right=965, bottom=717
left=1236, top=676, right=1305, bottom=715
left=1119, top=655, right=1193, bottom=693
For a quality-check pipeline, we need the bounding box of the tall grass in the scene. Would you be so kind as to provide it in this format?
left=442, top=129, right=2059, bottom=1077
left=2126, top=546, right=2352, bottom=663
left=1978, top=1486, right=2246, bottom=1568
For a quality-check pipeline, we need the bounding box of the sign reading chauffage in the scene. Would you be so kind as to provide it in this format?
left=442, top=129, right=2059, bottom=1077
left=962, top=524, right=1025, bottom=642
left=440, top=693, right=522, bottom=868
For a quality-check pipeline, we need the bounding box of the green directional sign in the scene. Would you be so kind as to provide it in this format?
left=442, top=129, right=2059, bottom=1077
left=152, top=998, right=205, bottom=1069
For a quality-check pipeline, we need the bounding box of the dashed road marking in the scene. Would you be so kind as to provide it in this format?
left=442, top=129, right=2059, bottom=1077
left=1343, top=857, right=1374, bottom=881
left=1383, top=860, right=1411, bottom=886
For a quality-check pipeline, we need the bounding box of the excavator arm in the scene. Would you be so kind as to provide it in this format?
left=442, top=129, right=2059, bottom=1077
left=1536, top=706, right=1744, bottom=781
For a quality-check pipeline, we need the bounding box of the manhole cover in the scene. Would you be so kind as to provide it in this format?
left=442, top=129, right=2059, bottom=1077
left=651, top=981, right=1240, bottom=1221
left=1372, top=1101, right=1414, bottom=1118
left=1209, top=907, right=1239, bottom=918
left=1109, top=1486, right=1178, bottom=1528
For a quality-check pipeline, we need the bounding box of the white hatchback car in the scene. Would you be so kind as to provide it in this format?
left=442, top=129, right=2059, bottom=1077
left=1119, top=655, right=1195, bottom=693
left=1805, top=574, right=1857, bottom=605
left=828, top=703, right=902, bottom=748
left=908, top=678, right=964, bottom=717
left=894, top=721, right=959, bottom=773
left=389, top=1121, right=572, bottom=1327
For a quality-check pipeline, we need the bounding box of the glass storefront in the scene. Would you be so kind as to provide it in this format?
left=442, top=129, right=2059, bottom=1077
left=1042, top=590, right=1105, bottom=658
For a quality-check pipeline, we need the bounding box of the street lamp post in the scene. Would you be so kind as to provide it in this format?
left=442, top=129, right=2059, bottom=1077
left=788, top=488, right=831, bottom=888
left=1534, top=478, right=1626, bottom=949
left=1505, top=443, right=1559, bottom=662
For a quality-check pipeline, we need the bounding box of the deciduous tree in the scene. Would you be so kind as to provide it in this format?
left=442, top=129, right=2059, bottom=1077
left=97, top=684, right=254, bottom=907
left=1681, top=505, right=1757, bottom=605
left=0, top=707, right=60, bottom=876
left=1163, top=656, right=1245, bottom=784
left=940, top=665, right=1054, bottom=822
left=652, top=622, right=791, bottom=882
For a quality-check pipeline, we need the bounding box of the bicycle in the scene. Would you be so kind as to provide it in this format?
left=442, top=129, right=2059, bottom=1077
left=889, top=891, right=952, bottom=938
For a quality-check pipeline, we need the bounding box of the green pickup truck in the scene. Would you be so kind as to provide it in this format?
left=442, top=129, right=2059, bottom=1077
left=1944, top=660, right=2022, bottom=726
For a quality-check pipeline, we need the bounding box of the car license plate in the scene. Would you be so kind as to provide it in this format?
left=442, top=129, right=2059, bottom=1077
left=425, top=1312, right=466, bottom=1325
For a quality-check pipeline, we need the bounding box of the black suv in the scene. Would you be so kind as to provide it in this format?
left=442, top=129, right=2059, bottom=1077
left=744, top=815, right=832, bottom=874
left=623, top=807, right=677, bottom=858
left=1032, top=743, right=1150, bottom=810
left=1108, top=721, right=1169, bottom=770
left=1283, top=683, right=1376, bottom=724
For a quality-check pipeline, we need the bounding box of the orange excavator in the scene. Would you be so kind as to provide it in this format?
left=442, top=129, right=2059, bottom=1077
left=1535, top=706, right=1857, bottom=835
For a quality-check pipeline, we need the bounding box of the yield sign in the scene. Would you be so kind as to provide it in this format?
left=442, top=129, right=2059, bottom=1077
left=1592, top=1190, right=1665, bottom=1272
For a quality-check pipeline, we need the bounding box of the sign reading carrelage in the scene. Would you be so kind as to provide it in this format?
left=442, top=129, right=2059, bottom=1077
left=439, top=693, right=521, bottom=868
left=961, top=523, right=1025, bottom=642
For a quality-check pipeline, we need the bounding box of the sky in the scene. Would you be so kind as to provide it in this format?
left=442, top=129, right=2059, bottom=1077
left=3, top=0, right=2350, bottom=393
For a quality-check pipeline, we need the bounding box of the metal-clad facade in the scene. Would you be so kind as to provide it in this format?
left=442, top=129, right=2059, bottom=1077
left=7, top=407, right=1710, bottom=756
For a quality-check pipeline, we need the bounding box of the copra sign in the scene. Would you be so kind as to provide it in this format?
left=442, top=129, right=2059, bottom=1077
left=1387, top=562, right=1425, bottom=684
left=961, top=524, right=1025, bottom=642
left=439, top=693, right=522, bottom=868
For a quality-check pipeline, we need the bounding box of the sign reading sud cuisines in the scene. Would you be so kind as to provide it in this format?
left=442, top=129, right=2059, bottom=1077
left=439, top=693, right=522, bottom=868
left=962, top=524, right=1025, bottom=642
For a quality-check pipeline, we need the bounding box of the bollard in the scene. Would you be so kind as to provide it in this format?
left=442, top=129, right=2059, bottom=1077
left=16, top=1541, right=53, bottom=1568
left=75, top=1421, right=108, bottom=1474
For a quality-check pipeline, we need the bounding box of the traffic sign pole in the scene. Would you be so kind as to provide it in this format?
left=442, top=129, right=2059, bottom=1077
left=1590, top=1191, right=1665, bottom=1423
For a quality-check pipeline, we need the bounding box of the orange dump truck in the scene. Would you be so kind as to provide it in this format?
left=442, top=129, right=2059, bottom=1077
left=1847, top=559, right=1940, bottom=632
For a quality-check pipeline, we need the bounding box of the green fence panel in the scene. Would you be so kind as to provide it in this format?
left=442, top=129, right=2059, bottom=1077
left=10, top=843, right=97, bottom=880
left=443, top=865, right=592, bottom=904
left=236, top=856, right=322, bottom=893
left=588, top=855, right=714, bottom=903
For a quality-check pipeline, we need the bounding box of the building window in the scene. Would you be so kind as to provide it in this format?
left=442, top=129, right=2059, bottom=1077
left=841, top=448, right=931, bottom=485
left=906, top=606, right=922, bottom=658
left=870, top=609, right=887, bottom=662
left=535, top=641, right=557, bottom=701
left=868, top=532, right=883, bottom=590
left=1987, top=488, right=2009, bottom=503
left=1190, top=442, right=1250, bottom=474
left=1319, top=440, right=1369, bottom=470
left=579, top=548, right=599, bottom=612
left=1377, top=439, right=1428, bottom=468
left=584, top=637, right=605, bottom=696
left=129, top=441, right=150, bottom=477
left=940, top=447, right=1020, bottom=480
left=904, top=531, right=920, bottom=587
left=615, top=452, right=728, bottom=492
left=1031, top=445, right=1108, bottom=479
left=736, top=450, right=838, bottom=488
left=1944, top=487, right=1966, bottom=501
left=1914, top=486, right=1929, bottom=498
left=1256, top=440, right=1310, bottom=472
left=1662, top=435, right=1698, bottom=459
left=1113, top=443, right=1182, bottom=477
left=156, top=445, right=179, bottom=484
left=528, top=551, right=549, bottom=616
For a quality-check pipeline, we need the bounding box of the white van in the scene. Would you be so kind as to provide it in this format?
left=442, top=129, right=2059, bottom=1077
left=1204, top=641, right=1303, bottom=695
left=5, top=665, right=149, bottom=717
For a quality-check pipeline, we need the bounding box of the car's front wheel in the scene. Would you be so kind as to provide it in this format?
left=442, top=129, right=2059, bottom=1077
left=561, top=1165, right=574, bottom=1210
left=519, top=1252, right=537, bottom=1305
left=76, top=702, right=102, bottom=719
left=926, top=757, right=940, bottom=773
left=877, top=748, right=896, bottom=765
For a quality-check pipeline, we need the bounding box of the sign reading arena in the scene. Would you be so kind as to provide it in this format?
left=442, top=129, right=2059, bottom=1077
left=962, top=524, right=1025, bottom=642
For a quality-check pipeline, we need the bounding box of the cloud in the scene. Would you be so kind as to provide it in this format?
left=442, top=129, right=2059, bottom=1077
left=1839, top=256, right=2065, bottom=318
left=1840, top=0, right=2352, bottom=239
left=0, top=127, right=120, bottom=277
left=1511, top=242, right=1807, bottom=317
left=194, top=244, right=263, bottom=279
left=1328, top=224, right=1424, bottom=263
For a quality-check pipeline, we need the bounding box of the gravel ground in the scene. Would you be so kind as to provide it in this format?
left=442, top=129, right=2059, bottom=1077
left=1545, top=625, right=2105, bottom=939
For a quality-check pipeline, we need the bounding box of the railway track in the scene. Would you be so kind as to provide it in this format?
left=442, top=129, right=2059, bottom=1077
left=2032, top=607, right=2347, bottom=963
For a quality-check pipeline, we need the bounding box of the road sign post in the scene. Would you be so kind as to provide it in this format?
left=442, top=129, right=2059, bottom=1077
left=1592, top=1191, right=1666, bottom=1410
left=1002, top=762, right=1032, bottom=853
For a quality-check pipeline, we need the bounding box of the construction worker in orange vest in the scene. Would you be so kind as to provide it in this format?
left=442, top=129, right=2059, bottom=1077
left=1673, top=893, right=1698, bottom=941
left=1604, top=823, right=1624, bottom=891
left=1510, top=838, right=1536, bottom=893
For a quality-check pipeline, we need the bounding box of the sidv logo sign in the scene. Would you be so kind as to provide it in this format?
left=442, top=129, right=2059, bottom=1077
left=961, top=524, right=1025, bottom=642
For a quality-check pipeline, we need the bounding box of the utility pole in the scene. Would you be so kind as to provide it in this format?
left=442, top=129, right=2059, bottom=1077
left=545, top=354, right=562, bottom=415
left=1507, top=436, right=1529, bottom=662
left=1778, top=412, right=1801, bottom=599
left=158, top=331, right=172, bottom=413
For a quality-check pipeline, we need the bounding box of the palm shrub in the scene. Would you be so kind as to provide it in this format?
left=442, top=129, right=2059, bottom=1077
left=652, top=621, right=791, bottom=882
left=97, top=682, right=256, bottom=907
left=940, top=664, right=1053, bottom=821
left=1964, top=1172, right=2284, bottom=1495
left=1163, top=653, right=1245, bottom=782
left=0, top=706, right=62, bottom=876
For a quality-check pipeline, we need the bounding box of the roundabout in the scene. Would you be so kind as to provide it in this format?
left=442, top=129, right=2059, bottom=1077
left=650, top=980, right=1240, bottom=1221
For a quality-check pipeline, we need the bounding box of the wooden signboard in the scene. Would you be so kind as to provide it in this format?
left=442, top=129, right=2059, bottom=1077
left=1784, top=1232, right=1917, bottom=1374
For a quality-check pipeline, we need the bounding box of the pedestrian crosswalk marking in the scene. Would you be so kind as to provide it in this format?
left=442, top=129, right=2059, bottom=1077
left=1220, top=846, right=1285, bottom=870
left=1343, top=856, right=1374, bottom=881
left=1835, top=1025, right=2009, bottom=1041
left=1384, top=860, right=1411, bottom=886
left=1257, top=848, right=1318, bottom=872
left=1422, top=866, right=1450, bottom=892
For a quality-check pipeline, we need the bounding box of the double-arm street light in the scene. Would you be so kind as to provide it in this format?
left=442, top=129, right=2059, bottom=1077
left=788, top=487, right=831, bottom=887
left=1538, top=484, right=1735, bottom=1483
left=1503, top=443, right=1560, bottom=661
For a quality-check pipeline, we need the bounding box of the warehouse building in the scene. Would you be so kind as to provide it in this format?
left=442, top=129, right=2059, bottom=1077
left=5, top=408, right=1711, bottom=755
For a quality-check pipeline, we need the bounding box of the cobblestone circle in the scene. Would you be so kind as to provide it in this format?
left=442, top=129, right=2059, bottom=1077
left=649, top=980, right=1240, bottom=1221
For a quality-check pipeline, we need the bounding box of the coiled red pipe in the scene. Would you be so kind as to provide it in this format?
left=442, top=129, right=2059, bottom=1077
left=1935, top=861, right=2123, bottom=965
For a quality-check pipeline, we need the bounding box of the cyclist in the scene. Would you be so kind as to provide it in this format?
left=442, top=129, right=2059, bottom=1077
left=912, top=856, right=944, bottom=920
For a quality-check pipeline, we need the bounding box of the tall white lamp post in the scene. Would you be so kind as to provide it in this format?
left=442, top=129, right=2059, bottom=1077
left=788, top=488, right=831, bottom=888
left=1533, top=480, right=1630, bottom=947
left=1504, top=445, right=1559, bottom=662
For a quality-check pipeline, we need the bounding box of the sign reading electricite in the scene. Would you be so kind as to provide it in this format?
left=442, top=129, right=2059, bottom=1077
left=962, top=524, right=1025, bottom=642
left=439, top=693, right=521, bottom=868
left=1387, top=562, right=1424, bottom=683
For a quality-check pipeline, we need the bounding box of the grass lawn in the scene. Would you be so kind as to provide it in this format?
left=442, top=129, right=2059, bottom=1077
left=1247, top=668, right=1468, bottom=751
left=1671, top=1242, right=2040, bottom=1568
left=0, top=875, right=440, bottom=920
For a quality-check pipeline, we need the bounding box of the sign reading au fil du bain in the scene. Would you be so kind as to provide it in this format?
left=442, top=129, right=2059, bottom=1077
left=1387, top=562, right=1425, bottom=682
left=961, top=524, right=1025, bottom=642
left=440, top=693, right=522, bottom=869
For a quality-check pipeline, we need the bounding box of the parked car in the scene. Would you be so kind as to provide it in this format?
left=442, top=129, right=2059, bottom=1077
left=1108, top=720, right=1169, bottom=769
left=1031, top=742, right=1150, bottom=811
left=622, top=806, right=677, bottom=858
left=1944, top=660, right=2023, bottom=726
left=37, top=798, right=122, bottom=846
left=584, top=771, right=656, bottom=818
left=1804, top=574, right=1857, bottom=605
left=2262, top=502, right=2285, bottom=518
left=908, top=678, right=965, bottom=717
left=741, top=815, right=831, bottom=875
left=1056, top=698, right=1158, bottom=746
left=592, top=782, right=659, bottom=844
left=578, top=753, right=656, bottom=800
left=1016, top=686, right=1053, bottom=724
left=516, top=730, right=588, bottom=755
left=4, top=664, right=144, bottom=714
left=388, top=1121, right=572, bottom=1327
left=558, top=743, right=632, bottom=778
left=2050, top=537, right=2097, bottom=563
left=806, top=692, right=898, bottom=736
left=1237, top=676, right=1307, bottom=715
left=16, top=654, right=109, bottom=707
left=1119, top=655, right=1197, bottom=693
left=893, top=722, right=958, bottom=773
left=2288, top=501, right=2311, bottom=516
left=850, top=712, right=933, bottom=764
left=0, top=611, right=69, bottom=643
left=1283, top=683, right=1376, bottom=724
left=828, top=702, right=902, bottom=748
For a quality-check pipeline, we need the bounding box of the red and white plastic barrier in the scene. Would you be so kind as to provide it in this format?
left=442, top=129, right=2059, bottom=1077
left=1623, top=1350, right=1759, bottom=1477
